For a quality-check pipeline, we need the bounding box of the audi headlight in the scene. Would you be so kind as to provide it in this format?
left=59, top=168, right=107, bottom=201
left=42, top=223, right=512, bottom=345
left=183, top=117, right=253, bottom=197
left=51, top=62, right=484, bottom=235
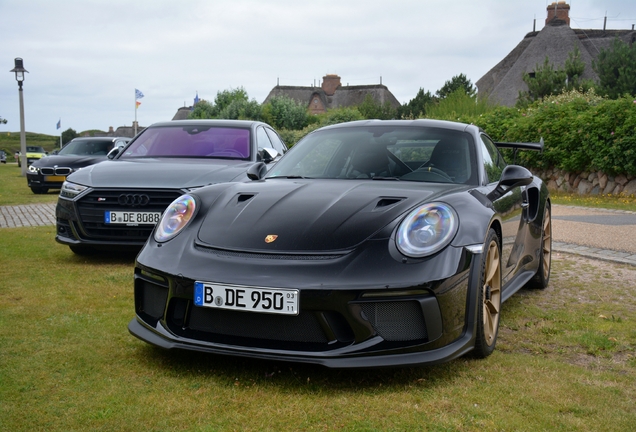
left=28, top=165, right=39, bottom=174
left=154, top=194, right=197, bottom=243
left=60, top=181, right=89, bottom=199
left=396, top=203, right=458, bottom=258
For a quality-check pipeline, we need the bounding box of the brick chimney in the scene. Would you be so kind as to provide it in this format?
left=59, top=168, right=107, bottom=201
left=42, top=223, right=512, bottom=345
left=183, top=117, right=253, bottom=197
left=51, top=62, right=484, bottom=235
left=546, top=1, right=570, bottom=26
left=321, top=74, right=341, bottom=96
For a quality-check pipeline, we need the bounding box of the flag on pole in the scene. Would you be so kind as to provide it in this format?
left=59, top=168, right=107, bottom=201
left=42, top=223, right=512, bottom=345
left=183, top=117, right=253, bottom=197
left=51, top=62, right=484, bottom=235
left=136, top=101, right=141, bottom=109
left=56, top=119, right=61, bottom=130
left=135, top=89, right=144, bottom=100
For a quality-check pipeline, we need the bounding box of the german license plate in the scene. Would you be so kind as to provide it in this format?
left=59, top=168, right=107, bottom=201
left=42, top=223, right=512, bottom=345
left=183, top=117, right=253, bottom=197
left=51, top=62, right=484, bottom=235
left=194, top=282, right=299, bottom=315
left=45, top=175, right=66, bottom=182
left=104, top=211, right=161, bottom=225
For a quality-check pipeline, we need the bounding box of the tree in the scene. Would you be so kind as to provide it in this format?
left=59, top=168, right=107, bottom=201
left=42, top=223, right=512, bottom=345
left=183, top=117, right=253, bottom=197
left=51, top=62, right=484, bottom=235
left=518, top=57, right=568, bottom=105
left=213, top=87, right=249, bottom=115
left=61, top=128, right=78, bottom=146
left=261, top=96, right=308, bottom=130
left=189, top=100, right=216, bottom=119
left=593, top=38, right=636, bottom=98
left=398, top=88, right=436, bottom=118
left=436, top=74, right=476, bottom=99
left=564, top=47, right=595, bottom=92
left=357, top=94, right=397, bottom=120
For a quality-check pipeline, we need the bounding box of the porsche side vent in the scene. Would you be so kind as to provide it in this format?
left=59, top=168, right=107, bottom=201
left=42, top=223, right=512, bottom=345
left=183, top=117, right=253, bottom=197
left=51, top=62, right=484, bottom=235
left=360, top=301, right=428, bottom=341
left=374, top=198, right=404, bottom=210
left=237, top=194, right=254, bottom=204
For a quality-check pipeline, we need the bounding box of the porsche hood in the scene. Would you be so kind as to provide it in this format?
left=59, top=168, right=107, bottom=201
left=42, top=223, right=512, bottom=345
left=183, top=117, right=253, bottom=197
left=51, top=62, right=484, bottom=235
left=195, top=180, right=460, bottom=252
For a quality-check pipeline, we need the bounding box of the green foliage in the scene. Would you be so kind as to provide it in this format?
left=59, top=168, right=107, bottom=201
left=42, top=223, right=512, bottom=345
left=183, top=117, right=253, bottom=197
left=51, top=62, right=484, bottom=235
left=357, top=94, right=397, bottom=120
left=261, top=96, right=308, bottom=130
left=425, top=89, right=495, bottom=122
left=518, top=57, right=568, bottom=104
left=398, top=88, right=435, bottom=118
left=61, top=128, right=78, bottom=145
left=519, top=49, right=595, bottom=107
left=472, top=89, right=636, bottom=176
left=436, top=73, right=476, bottom=99
left=188, top=100, right=216, bottom=119
left=593, top=38, right=636, bottom=99
left=188, top=87, right=258, bottom=120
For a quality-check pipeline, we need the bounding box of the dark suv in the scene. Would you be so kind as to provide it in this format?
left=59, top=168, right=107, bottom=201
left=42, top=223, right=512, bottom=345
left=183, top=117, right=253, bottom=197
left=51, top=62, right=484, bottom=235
left=55, top=120, right=286, bottom=255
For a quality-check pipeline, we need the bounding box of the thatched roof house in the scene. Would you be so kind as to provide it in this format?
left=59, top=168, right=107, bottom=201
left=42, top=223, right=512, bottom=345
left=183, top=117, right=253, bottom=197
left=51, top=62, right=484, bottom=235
left=476, top=1, right=636, bottom=106
left=263, top=74, right=401, bottom=114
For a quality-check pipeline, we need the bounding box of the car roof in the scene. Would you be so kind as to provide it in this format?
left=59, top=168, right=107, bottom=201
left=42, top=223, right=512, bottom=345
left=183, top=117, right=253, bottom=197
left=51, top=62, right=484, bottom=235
left=148, top=119, right=270, bottom=129
left=70, top=137, right=130, bottom=142
left=315, top=119, right=478, bottom=134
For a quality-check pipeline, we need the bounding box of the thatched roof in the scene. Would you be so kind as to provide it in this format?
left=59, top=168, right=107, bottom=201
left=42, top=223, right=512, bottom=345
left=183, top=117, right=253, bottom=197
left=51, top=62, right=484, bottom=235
left=477, top=20, right=636, bottom=106
left=263, top=76, right=401, bottom=113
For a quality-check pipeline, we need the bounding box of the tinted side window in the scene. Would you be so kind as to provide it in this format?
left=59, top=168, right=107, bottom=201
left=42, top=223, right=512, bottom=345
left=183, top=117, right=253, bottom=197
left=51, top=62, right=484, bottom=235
left=480, top=134, right=506, bottom=183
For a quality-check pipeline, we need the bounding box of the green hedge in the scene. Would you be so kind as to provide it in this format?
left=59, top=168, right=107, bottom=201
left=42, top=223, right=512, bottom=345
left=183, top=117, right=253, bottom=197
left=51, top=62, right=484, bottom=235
left=466, top=91, right=636, bottom=176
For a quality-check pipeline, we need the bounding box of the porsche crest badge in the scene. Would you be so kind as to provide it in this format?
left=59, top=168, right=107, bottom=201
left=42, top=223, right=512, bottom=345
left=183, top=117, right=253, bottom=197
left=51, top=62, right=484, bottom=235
left=265, top=235, right=278, bottom=243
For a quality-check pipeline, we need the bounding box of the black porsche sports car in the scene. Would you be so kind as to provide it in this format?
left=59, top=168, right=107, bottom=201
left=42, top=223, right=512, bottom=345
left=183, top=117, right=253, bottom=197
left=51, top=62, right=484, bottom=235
left=55, top=120, right=286, bottom=255
left=129, top=119, right=552, bottom=368
left=27, top=137, right=131, bottom=194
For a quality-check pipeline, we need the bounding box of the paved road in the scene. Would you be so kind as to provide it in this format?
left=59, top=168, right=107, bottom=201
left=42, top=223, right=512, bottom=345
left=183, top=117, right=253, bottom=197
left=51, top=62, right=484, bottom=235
left=1, top=202, right=635, bottom=266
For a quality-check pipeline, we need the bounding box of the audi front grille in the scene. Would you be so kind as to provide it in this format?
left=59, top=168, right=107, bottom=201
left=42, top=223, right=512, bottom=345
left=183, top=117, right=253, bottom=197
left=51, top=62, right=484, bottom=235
left=75, top=189, right=182, bottom=242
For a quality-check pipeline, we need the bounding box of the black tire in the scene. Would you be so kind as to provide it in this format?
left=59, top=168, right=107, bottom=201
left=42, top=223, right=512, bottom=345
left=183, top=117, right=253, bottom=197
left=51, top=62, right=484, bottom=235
left=30, top=186, right=49, bottom=194
left=472, top=228, right=502, bottom=359
left=527, top=204, right=552, bottom=290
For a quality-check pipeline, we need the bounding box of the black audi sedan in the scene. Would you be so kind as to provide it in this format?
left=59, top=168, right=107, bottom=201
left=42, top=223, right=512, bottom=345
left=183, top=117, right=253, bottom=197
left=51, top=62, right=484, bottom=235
left=27, top=137, right=131, bottom=194
left=129, top=119, right=551, bottom=368
left=55, top=120, right=286, bottom=255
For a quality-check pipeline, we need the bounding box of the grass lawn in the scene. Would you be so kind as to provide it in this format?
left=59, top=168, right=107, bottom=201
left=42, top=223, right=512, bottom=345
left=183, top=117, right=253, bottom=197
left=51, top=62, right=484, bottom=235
left=0, top=162, right=59, bottom=206
left=1, top=227, right=635, bottom=431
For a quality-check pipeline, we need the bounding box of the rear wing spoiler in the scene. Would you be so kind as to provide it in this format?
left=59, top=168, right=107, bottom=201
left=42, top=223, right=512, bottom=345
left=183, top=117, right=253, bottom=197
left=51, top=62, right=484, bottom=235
left=494, top=137, right=544, bottom=152
left=494, top=138, right=543, bottom=164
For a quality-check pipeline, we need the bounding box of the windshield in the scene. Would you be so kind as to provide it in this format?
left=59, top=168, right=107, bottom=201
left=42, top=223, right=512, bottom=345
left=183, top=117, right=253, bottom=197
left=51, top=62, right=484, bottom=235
left=26, top=146, right=46, bottom=153
left=267, top=125, right=478, bottom=185
left=119, top=125, right=251, bottom=160
left=59, top=140, right=116, bottom=156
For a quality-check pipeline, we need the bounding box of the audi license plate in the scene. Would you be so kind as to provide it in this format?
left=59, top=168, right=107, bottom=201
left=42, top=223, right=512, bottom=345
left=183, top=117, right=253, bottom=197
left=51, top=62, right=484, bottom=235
left=104, top=211, right=162, bottom=225
left=194, top=282, right=299, bottom=316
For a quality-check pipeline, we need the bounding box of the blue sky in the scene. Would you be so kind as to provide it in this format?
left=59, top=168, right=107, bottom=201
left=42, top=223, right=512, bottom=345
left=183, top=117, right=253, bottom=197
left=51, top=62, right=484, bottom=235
left=1, top=0, right=635, bottom=134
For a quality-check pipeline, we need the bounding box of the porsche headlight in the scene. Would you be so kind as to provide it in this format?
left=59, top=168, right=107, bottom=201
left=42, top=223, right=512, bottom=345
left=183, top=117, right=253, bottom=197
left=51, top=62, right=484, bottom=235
left=396, top=203, right=458, bottom=257
left=60, top=181, right=89, bottom=199
left=154, top=194, right=197, bottom=243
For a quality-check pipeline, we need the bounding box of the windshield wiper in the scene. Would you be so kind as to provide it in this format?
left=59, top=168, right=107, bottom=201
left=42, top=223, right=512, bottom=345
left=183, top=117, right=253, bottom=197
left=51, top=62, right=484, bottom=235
left=371, top=176, right=401, bottom=181
left=267, top=175, right=312, bottom=179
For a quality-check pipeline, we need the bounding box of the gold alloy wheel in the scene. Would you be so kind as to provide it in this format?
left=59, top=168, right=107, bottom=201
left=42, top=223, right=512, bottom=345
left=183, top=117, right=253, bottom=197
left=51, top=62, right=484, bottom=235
left=541, top=207, right=552, bottom=280
left=483, top=239, right=501, bottom=346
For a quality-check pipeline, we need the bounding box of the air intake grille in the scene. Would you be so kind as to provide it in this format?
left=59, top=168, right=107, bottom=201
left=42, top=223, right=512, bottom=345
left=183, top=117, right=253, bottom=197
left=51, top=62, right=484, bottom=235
left=360, top=301, right=428, bottom=341
left=188, top=307, right=328, bottom=344
left=76, top=189, right=182, bottom=241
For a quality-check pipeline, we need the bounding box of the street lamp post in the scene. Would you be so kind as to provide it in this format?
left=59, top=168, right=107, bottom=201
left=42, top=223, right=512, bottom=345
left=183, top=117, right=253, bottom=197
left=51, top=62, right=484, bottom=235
left=10, top=58, right=28, bottom=176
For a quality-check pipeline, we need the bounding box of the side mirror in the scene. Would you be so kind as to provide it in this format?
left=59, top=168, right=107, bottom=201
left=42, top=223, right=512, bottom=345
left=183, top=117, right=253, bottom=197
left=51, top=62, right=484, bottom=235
left=487, top=165, right=533, bottom=201
left=107, top=147, right=122, bottom=159
left=247, top=162, right=267, bottom=180
left=259, top=147, right=279, bottom=164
